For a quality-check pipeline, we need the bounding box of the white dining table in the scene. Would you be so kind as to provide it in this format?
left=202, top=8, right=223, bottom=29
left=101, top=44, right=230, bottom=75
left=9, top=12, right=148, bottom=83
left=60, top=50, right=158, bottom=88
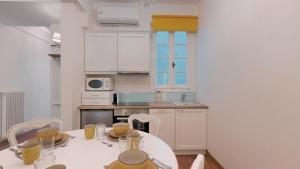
left=0, top=129, right=178, bottom=169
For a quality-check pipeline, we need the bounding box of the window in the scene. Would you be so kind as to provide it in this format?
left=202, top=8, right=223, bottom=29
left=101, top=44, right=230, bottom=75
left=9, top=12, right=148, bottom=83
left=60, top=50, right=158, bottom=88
left=155, top=31, right=189, bottom=89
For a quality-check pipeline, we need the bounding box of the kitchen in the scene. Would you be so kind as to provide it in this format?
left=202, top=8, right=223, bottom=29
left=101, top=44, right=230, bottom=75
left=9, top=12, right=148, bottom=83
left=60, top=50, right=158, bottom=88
left=1, top=0, right=300, bottom=169
left=76, top=1, right=208, bottom=156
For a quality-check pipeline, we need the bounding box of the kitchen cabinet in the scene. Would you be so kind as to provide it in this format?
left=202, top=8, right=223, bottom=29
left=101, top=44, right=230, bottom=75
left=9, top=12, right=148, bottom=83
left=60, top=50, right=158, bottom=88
left=150, top=109, right=176, bottom=149
left=84, top=32, right=117, bottom=73
left=175, top=109, right=206, bottom=150
left=117, top=32, right=150, bottom=73
left=150, top=108, right=207, bottom=153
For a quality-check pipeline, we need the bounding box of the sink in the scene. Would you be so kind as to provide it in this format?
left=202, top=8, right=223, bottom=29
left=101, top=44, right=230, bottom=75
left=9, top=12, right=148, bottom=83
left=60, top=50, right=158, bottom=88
left=173, top=102, right=199, bottom=106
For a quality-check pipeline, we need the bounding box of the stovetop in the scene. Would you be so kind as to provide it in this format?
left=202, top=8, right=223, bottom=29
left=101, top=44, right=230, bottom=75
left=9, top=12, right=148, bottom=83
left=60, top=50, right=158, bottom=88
left=116, top=102, right=149, bottom=106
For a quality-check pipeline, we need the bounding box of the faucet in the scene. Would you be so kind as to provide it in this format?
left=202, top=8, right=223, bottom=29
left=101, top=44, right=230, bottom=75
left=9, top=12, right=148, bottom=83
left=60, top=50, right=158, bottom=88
left=181, top=93, right=187, bottom=102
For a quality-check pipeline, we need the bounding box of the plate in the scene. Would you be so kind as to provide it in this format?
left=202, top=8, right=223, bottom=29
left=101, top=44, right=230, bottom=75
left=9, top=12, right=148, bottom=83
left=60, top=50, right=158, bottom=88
left=54, top=133, right=64, bottom=143
left=107, top=160, right=158, bottom=169
left=54, top=133, right=70, bottom=146
left=108, top=130, right=119, bottom=139
left=35, top=132, right=63, bottom=143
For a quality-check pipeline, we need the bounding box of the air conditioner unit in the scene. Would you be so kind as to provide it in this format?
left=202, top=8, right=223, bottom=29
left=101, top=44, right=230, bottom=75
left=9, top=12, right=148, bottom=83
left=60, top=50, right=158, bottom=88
left=97, top=6, right=140, bottom=26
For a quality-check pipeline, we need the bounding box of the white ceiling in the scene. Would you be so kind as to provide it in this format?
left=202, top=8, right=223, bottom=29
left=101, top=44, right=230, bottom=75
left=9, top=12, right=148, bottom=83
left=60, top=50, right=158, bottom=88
left=0, top=1, right=60, bottom=26
left=0, top=0, right=198, bottom=26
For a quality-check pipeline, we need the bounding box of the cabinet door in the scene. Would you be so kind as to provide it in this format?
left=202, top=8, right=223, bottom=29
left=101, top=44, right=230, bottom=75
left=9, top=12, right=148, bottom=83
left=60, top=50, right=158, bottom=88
left=150, top=109, right=175, bottom=149
left=118, top=32, right=150, bottom=72
left=175, top=109, right=206, bottom=150
left=85, top=32, right=117, bottom=73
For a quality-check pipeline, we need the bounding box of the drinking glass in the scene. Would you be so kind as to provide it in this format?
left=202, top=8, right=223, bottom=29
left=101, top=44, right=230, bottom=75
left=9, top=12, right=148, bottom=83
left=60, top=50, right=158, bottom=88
left=119, top=135, right=128, bottom=153
left=139, top=137, right=145, bottom=151
left=34, top=154, right=56, bottom=169
left=96, top=123, right=106, bottom=140
left=84, top=124, right=96, bottom=140
left=40, top=136, right=54, bottom=156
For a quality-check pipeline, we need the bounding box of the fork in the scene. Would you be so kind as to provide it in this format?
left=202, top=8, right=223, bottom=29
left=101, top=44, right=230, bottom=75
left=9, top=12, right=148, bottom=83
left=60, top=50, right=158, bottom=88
left=101, top=141, right=113, bottom=147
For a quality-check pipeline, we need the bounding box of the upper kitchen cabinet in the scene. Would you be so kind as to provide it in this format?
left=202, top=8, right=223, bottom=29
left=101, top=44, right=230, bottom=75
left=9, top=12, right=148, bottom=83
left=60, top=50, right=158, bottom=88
left=117, top=32, right=150, bottom=73
left=85, top=32, right=117, bottom=74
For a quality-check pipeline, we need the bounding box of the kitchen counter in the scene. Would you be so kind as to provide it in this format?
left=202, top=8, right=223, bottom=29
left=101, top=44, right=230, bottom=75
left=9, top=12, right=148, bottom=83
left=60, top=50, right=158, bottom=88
left=78, top=102, right=209, bottom=110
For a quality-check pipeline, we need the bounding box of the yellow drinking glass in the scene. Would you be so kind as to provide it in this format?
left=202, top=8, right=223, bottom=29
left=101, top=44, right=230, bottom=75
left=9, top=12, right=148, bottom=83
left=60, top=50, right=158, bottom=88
left=84, top=124, right=96, bottom=140
left=15, top=139, right=41, bottom=165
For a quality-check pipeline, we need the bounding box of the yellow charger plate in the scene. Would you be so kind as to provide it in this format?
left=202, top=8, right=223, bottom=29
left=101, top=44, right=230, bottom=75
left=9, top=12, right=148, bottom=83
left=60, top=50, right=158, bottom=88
left=54, top=133, right=70, bottom=146
left=108, top=130, right=119, bottom=139
left=107, top=160, right=158, bottom=169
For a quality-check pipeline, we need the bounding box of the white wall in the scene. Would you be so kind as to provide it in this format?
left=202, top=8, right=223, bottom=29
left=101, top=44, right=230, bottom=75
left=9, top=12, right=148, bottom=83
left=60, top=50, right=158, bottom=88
left=60, top=1, right=200, bottom=129
left=91, top=2, right=199, bottom=31
left=0, top=23, right=53, bottom=121
left=90, top=2, right=200, bottom=91
left=197, top=0, right=300, bottom=169
left=60, top=2, right=85, bottom=130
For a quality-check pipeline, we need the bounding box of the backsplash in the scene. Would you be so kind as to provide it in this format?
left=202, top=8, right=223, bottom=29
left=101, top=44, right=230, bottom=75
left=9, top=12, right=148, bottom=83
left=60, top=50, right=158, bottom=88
left=118, top=92, right=196, bottom=103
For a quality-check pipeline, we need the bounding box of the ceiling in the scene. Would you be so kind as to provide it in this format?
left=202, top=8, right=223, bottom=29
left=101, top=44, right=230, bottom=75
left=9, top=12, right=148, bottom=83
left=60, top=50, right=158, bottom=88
left=0, top=0, right=198, bottom=26
left=0, top=1, right=60, bottom=26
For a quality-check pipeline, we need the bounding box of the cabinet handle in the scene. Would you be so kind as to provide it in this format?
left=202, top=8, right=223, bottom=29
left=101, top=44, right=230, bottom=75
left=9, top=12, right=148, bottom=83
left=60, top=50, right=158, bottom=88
left=117, top=117, right=128, bottom=121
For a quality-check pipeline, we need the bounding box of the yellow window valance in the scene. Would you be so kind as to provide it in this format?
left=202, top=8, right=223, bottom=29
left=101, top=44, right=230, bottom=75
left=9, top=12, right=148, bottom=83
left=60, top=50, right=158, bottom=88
left=151, top=15, right=198, bottom=32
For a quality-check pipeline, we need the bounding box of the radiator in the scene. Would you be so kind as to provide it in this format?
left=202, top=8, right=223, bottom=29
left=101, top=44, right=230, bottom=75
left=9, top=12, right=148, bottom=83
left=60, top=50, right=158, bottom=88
left=0, top=91, right=24, bottom=139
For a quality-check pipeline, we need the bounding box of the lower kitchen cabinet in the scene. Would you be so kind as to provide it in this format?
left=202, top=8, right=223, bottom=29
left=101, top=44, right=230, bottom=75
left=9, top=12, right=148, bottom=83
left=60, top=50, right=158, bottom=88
left=175, top=109, right=207, bottom=150
left=149, top=109, right=176, bottom=149
left=149, top=109, right=207, bottom=152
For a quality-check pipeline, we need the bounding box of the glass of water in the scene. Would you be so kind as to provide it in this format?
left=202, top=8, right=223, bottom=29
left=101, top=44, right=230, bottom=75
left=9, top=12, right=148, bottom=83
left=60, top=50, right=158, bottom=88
left=34, top=154, right=56, bottom=169
left=96, top=123, right=106, bottom=140
left=40, top=136, right=54, bottom=156
left=119, top=135, right=128, bottom=153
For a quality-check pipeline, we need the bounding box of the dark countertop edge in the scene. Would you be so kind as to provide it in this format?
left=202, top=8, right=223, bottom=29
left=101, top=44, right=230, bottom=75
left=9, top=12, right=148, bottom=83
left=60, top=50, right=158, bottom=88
left=78, top=105, right=209, bottom=110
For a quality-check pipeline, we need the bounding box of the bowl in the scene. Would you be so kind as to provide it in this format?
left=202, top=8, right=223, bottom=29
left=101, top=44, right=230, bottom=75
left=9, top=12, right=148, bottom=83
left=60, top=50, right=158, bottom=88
left=118, top=150, right=148, bottom=169
left=112, top=123, right=129, bottom=136
left=36, top=127, right=59, bottom=139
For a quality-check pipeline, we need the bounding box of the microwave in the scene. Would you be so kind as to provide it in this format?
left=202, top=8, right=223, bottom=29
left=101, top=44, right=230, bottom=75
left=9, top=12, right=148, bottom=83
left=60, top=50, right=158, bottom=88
left=86, top=78, right=113, bottom=91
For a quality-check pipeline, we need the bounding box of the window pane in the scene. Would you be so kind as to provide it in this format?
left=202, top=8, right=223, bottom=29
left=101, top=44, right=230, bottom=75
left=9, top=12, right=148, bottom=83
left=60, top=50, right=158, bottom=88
left=157, top=58, right=169, bottom=72
left=156, top=31, right=169, bottom=44
left=174, top=45, right=187, bottom=58
left=156, top=45, right=169, bottom=58
left=157, top=73, right=169, bottom=86
left=175, top=73, right=187, bottom=85
left=174, top=31, right=187, bottom=44
left=174, top=59, right=186, bottom=73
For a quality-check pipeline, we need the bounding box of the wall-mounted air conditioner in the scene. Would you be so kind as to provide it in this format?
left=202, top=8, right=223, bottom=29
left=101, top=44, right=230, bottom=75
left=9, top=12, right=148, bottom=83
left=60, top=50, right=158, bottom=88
left=97, top=6, right=140, bottom=26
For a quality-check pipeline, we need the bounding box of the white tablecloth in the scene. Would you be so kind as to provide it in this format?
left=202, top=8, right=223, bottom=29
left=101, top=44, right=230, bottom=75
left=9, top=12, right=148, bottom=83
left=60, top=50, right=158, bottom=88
left=0, top=129, right=178, bottom=169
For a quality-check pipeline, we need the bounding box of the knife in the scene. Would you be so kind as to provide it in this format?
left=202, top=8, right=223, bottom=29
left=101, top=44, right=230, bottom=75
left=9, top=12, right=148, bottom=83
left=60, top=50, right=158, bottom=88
left=148, top=155, right=172, bottom=169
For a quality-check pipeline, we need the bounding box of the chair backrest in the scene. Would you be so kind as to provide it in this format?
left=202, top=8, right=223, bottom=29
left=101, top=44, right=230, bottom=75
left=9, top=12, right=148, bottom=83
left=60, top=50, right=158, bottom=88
left=7, top=117, right=63, bottom=146
left=30, top=117, right=63, bottom=131
left=191, top=154, right=205, bottom=169
left=128, top=113, right=161, bottom=136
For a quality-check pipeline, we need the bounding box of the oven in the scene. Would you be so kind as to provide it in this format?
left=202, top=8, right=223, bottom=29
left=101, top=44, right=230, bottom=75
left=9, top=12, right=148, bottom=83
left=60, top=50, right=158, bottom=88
left=113, top=108, right=149, bottom=133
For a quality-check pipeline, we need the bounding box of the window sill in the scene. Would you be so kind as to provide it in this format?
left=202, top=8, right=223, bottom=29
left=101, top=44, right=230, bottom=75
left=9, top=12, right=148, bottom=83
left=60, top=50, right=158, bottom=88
left=152, top=87, right=193, bottom=92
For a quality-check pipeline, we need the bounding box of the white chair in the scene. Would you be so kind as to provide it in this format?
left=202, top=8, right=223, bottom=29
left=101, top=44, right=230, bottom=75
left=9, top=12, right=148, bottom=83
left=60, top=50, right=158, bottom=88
left=7, top=117, right=63, bottom=146
left=128, top=113, right=161, bottom=136
left=191, top=154, right=205, bottom=169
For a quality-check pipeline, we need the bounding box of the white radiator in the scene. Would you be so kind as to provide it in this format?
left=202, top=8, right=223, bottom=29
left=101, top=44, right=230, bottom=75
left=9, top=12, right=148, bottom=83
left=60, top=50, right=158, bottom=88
left=0, top=91, right=24, bottom=139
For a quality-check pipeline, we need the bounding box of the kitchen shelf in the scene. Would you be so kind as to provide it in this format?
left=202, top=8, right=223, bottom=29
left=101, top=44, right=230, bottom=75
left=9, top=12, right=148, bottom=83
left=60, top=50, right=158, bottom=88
left=48, top=54, right=61, bottom=58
